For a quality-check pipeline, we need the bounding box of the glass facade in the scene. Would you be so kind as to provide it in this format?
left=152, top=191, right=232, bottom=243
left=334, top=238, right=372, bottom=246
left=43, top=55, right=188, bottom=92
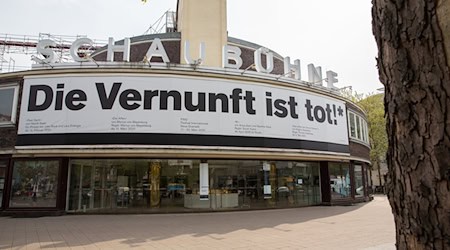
left=9, top=160, right=60, bottom=208
left=0, top=158, right=370, bottom=212
left=356, top=116, right=361, bottom=139
left=349, top=113, right=356, bottom=138
left=0, top=160, right=7, bottom=208
left=354, top=165, right=364, bottom=197
left=67, top=159, right=320, bottom=212
left=329, top=163, right=351, bottom=199
left=347, top=110, right=369, bottom=144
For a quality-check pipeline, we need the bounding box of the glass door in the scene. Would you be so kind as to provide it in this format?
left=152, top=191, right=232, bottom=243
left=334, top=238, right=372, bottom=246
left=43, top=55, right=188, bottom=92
left=69, top=159, right=153, bottom=212
left=160, top=162, right=193, bottom=209
left=68, top=162, right=95, bottom=211
left=93, top=164, right=116, bottom=209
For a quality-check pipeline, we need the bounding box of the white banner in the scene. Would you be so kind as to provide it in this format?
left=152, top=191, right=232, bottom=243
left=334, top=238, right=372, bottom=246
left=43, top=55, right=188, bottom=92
left=18, top=75, right=348, bottom=145
left=199, top=163, right=209, bottom=200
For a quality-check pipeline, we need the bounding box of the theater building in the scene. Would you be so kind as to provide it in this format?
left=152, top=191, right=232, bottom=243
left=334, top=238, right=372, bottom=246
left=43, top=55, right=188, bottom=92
left=0, top=0, right=371, bottom=216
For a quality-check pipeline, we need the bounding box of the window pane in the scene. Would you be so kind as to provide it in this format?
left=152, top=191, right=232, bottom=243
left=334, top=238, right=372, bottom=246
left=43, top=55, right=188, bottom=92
left=354, top=165, right=364, bottom=197
left=10, top=161, right=59, bottom=208
left=361, top=120, right=366, bottom=142
left=0, top=88, right=15, bottom=123
left=349, top=113, right=356, bottom=138
left=365, top=122, right=370, bottom=143
left=356, top=116, right=361, bottom=139
left=67, top=159, right=321, bottom=212
left=329, top=163, right=351, bottom=199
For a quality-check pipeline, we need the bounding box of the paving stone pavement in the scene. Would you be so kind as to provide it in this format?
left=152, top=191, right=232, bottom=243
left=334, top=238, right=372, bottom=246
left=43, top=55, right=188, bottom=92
left=0, top=195, right=395, bottom=250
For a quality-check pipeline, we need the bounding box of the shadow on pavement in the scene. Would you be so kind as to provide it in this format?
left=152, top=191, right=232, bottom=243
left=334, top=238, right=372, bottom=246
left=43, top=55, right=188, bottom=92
left=0, top=200, right=375, bottom=249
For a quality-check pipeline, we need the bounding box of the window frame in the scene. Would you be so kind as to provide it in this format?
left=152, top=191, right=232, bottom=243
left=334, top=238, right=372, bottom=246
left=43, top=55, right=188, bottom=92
left=349, top=112, right=356, bottom=138
left=0, top=83, right=20, bottom=127
left=328, top=162, right=351, bottom=199
left=347, top=110, right=369, bottom=145
left=355, top=116, right=361, bottom=140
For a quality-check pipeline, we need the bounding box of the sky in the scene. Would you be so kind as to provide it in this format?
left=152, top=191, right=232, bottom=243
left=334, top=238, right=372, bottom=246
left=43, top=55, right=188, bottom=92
left=1, top=0, right=382, bottom=94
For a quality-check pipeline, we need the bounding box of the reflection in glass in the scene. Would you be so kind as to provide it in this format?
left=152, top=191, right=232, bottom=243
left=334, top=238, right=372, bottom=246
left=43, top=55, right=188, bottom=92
left=361, top=120, right=366, bottom=142
left=0, top=88, right=15, bottom=123
left=329, top=163, right=351, bottom=199
left=10, top=161, right=59, bottom=208
left=348, top=111, right=370, bottom=144
left=356, top=116, right=361, bottom=140
left=354, top=165, right=364, bottom=197
left=349, top=113, right=356, bottom=138
left=68, top=159, right=321, bottom=213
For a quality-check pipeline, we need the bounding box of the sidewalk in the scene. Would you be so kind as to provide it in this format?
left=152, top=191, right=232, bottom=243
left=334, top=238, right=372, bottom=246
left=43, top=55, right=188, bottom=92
left=0, top=195, right=395, bottom=250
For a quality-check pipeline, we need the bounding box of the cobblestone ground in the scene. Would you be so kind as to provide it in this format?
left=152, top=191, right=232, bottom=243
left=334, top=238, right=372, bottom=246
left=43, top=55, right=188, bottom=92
left=0, top=195, right=395, bottom=250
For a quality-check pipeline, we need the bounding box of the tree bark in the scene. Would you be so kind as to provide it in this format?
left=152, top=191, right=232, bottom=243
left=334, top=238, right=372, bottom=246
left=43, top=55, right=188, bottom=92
left=372, top=0, right=450, bottom=249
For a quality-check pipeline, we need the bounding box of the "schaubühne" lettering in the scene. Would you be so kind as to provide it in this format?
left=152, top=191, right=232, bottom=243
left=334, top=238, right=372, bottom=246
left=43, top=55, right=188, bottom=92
left=34, top=37, right=339, bottom=89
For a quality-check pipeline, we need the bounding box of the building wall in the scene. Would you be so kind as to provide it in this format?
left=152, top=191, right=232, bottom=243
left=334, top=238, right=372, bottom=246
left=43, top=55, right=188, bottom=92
left=0, top=128, right=16, bottom=149
left=349, top=142, right=370, bottom=160
left=93, top=38, right=181, bottom=64
left=0, top=40, right=370, bottom=212
left=92, top=36, right=285, bottom=75
left=236, top=45, right=284, bottom=75
left=178, top=0, right=227, bottom=67
left=0, top=78, right=22, bottom=151
left=346, top=102, right=366, bottom=117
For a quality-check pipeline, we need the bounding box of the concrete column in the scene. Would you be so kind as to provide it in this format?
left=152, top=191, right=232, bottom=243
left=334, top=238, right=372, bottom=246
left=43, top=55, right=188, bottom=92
left=177, top=0, right=227, bottom=67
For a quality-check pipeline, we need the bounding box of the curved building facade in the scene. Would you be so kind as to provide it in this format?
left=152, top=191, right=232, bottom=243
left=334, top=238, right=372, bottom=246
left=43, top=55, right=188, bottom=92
left=0, top=1, right=371, bottom=216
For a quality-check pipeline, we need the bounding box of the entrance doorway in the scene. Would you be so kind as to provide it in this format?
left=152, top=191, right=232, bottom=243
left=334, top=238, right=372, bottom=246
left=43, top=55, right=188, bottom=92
left=68, top=160, right=149, bottom=212
left=68, top=159, right=199, bottom=212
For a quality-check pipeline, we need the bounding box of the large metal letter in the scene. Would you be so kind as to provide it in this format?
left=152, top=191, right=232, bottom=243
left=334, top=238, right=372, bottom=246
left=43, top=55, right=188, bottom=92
left=254, top=47, right=274, bottom=73
left=145, top=38, right=170, bottom=65
left=106, top=37, right=130, bottom=62
left=308, top=63, right=323, bottom=85
left=35, top=39, right=56, bottom=63
left=222, top=45, right=243, bottom=69
left=283, top=57, right=301, bottom=80
left=70, top=38, right=94, bottom=62
left=326, top=70, right=339, bottom=89
left=184, top=40, right=205, bottom=65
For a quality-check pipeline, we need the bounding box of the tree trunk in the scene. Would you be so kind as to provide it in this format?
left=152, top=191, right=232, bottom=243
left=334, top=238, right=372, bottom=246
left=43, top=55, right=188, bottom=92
left=372, top=0, right=450, bottom=249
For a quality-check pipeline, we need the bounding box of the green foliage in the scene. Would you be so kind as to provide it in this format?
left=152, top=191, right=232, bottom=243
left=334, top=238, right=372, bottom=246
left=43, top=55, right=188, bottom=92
left=340, top=88, right=365, bottom=103
left=357, top=94, right=387, bottom=170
